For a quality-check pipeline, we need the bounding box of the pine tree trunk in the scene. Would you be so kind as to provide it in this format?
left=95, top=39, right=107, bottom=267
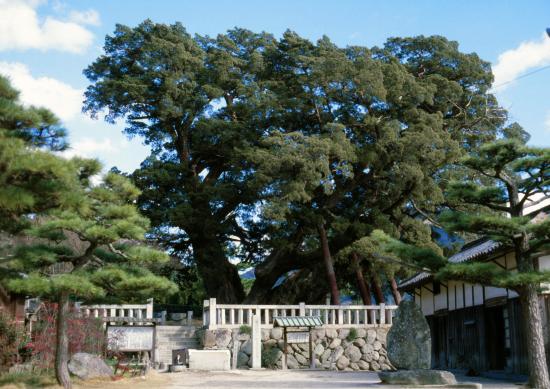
left=55, top=292, right=72, bottom=389
left=318, top=222, right=340, bottom=305
left=520, top=284, right=550, bottom=388
left=389, top=277, right=402, bottom=304
left=371, top=275, right=385, bottom=304
left=352, top=252, right=372, bottom=305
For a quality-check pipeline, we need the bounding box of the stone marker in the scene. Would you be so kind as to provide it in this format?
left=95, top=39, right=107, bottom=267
left=68, top=353, right=113, bottom=380
left=378, top=369, right=458, bottom=385
left=251, top=314, right=262, bottom=369
left=188, top=350, right=230, bottom=370
left=386, top=300, right=431, bottom=369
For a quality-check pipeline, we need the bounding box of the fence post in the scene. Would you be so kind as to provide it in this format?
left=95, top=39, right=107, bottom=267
left=299, top=302, right=306, bottom=316
left=209, top=298, right=217, bottom=329
left=379, top=303, right=386, bottom=325
left=203, top=300, right=209, bottom=327
left=146, top=298, right=153, bottom=319
left=187, top=310, right=193, bottom=325
left=251, top=314, right=261, bottom=369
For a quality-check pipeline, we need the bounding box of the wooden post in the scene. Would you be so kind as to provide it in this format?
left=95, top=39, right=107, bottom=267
left=209, top=298, right=217, bottom=329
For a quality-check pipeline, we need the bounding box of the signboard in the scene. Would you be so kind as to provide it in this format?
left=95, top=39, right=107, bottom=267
left=286, top=331, right=309, bottom=344
left=107, top=326, right=154, bottom=351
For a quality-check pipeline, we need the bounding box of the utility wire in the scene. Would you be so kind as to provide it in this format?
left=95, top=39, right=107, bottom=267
left=491, top=64, right=550, bottom=90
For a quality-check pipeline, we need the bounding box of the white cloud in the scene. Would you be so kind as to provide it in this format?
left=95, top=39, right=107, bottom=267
left=0, top=61, right=83, bottom=121
left=68, top=9, right=100, bottom=26
left=61, top=138, right=116, bottom=159
left=492, top=33, right=550, bottom=91
left=0, top=0, right=96, bottom=53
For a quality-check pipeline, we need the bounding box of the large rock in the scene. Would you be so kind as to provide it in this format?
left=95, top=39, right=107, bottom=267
left=237, top=351, right=249, bottom=367
left=241, top=339, right=252, bottom=355
left=202, top=330, right=216, bottom=348
left=336, top=355, right=350, bottom=370
left=344, top=345, right=361, bottom=363
left=271, top=327, right=283, bottom=340
left=378, top=370, right=457, bottom=385
left=215, top=329, right=232, bottom=348
left=386, top=300, right=431, bottom=369
left=314, top=343, right=325, bottom=356
left=68, top=353, right=113, bottom=380
left=286, top=354, right=300, bottom=369
left=328, top=337, right=341, bottom=349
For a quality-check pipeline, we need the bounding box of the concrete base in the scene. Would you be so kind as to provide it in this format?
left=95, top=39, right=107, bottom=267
left=379, top=370, right=457, bottom=386
left=188, top=349, right=231, bottom=371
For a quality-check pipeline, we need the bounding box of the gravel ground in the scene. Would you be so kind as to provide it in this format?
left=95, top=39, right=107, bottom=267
left=74, top=369, right=527, bottom=389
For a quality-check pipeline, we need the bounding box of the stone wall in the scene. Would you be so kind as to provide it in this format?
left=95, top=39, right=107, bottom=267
left=199, top=327, right=393, bottom=371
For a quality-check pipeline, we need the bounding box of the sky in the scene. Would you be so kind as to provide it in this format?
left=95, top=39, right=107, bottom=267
left=0, top=0, right=549, bottom=174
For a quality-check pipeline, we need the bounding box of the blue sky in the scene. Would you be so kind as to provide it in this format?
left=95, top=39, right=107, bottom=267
left=1, top=0, right=549, bottom=173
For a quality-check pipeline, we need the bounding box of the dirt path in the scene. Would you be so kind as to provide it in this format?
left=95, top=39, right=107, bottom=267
left=73, top=370, right=525, bottom=389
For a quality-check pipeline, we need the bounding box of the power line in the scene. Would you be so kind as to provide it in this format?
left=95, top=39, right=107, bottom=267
left=492, top=64, right=550, bottom=90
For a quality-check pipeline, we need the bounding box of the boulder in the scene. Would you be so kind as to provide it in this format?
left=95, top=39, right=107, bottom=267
left=350, top=362, right=359, bottom=370
left=264, top=339, right=278, bottom=348
left=314, top=343, right=325, bottom=356
left=376, top=329, right=387, bottom=343
left=356, top=328, right=366, bottom=338
left=338, top=329, right=350, bottom=339
left=373, top=341, right=382, bottom=351
left=321, top=349, right=332, bottom=363
left=378, top=370, right=457, bottom=385
left=271, top=327, right=283, bottom=340
left=336, top=355, right=350, bottom=370
left=261, top=329, right=271, bottom=341
left=315, top=328, right=326, bottom=339
left=295, top=353, right=308, bottom=365
left=237, top=351, right=249, bottom=367
left=286, top=354, right=300, bottom=369
left=332, top=345, right=344, bottom=362
left=241, top=339, right=252, bottom=355
left=325, top=329, right=338, bottom=339
left=215, top=329, right=232, bottom=348
left=202, top=330, right=217, bottom=348
left=353, top=338, right=366, bottom=348
left=344, top=345, right=362, bottom=363
left=357, top=360, right=369, bottom=370
left=370, top=361, right=381, bottom=371
left=328, top=337, right=341, bottom=349
left=366, top=329, right=377, bottom=344
left=68, top=353, right=113, bottom=380
left=386, top=300, right=431, bottom=370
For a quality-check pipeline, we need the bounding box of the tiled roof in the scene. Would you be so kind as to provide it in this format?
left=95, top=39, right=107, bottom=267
left=398, top=239, right=503, bottom=290
left=273, top=316, right=323, bottom=327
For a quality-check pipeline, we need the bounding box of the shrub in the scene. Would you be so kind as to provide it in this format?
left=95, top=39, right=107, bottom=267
left=261, top=347, right=281, bottom=369
left=28, top=302, right=107, bottom=369
left=346, top=328, right=358, bottom=342
left=239, top=325, right=252, bottom=335
left=0, top=310, right=26, bottom=370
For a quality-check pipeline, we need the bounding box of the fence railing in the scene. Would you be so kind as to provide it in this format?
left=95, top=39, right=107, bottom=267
left=203, top=298, right=397, bottom=329
left=80, top=298, right=154, bottom=325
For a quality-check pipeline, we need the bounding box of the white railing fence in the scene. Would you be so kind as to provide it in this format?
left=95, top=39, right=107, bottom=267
left=203, top=298, right=397, bottom=329
left=80, top=298, right=154, bottom=325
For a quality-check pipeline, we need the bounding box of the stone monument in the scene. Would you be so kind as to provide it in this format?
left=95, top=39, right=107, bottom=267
left=379, top=299, right=458, bottom=386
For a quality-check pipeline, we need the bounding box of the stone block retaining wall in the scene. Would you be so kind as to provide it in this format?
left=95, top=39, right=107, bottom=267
left=199, top=327, right=394, bottom=371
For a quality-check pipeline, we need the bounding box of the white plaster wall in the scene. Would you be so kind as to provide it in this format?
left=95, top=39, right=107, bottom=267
left=448, top=281, right=456, bottom=311
left=420, top=286, right=434, bottom=316
left=434, top=286, right=447, bottom=312
left=485, top=286, right=508, bottom=300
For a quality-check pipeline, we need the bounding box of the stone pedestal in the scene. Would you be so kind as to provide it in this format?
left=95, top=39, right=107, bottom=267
left=251, top=314, right=261, bottom=369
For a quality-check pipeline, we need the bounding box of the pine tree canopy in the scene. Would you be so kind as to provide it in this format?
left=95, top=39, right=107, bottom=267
left=83, top=21, right=509, bottom=303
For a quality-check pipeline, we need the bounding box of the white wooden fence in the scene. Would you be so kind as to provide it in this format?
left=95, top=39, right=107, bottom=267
left=203, top=298, right=397, bottom=329
left=80, top=298, right=154, bottom=325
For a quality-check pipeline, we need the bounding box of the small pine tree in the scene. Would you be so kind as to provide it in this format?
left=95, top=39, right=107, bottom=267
left=436, top=126, right=550, bottom=388
left=7, top=170, right=177, bottom=388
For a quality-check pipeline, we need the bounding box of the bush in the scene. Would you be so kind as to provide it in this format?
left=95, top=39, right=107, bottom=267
left=261, top=347, right=281, bottom=369
left=346, top=328, right=358, bottom=342
left=28, top=302, right=107, bottom=369
left=0, top=310, right=26, bottom=370
left=239, top=325, right=252, bottom=335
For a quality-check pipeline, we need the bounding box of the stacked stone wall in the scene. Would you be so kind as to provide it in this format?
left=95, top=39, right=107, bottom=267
left=199, top=327, right=394, bottom=371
